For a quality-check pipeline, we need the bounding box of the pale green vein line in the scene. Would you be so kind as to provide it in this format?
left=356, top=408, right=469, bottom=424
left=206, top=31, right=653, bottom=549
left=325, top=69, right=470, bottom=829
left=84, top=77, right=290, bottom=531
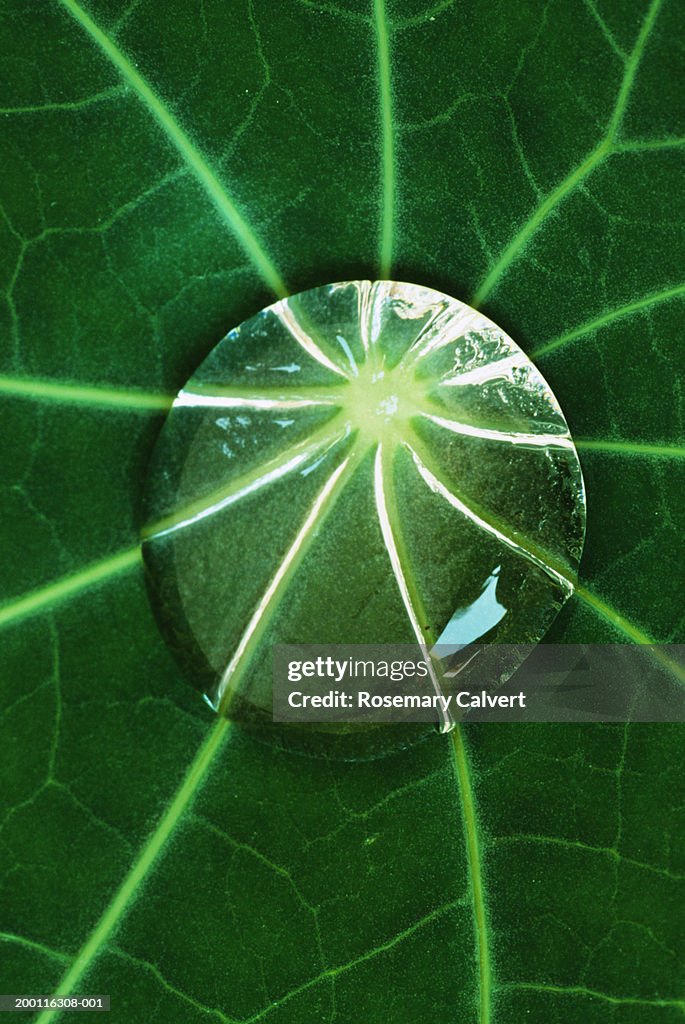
left=0, top=547, right=141, bottom=630
left=276, top=903, right=462, bottom=1019
left=143, top=416, right=346, bottom=540
left=111, top=947, right=232, bottom=1024
left=533, top=281, right=685, bottom=357
left=606, top=0, right=664, bottom=140
left=0, top=375, right=173, bottom=411
left=407, top=430, right=575, bottom=592
left=582, top=0, right=626, bottom=61
left=575, top=590, right=685, bottom=695
left=472, top=0, right=664, bottom=308
left=215, top=445, right=358, bottom=715
left=35, top=718, right=231, bottom=1024
left=248, top=900, right=463, bottom=1021
left=0, top=932, right=69, bottom=965
left=495, top=832, right=685, bottom=882
left=616, top=135, right=685, bottom=153
left=373, top=0, right=395, bottom=278
left=0, top=422, right=346, bottom=631
left=573, top=584, right=656, bottom=645
left=471, top=139, right=609, bottom=308
left=503, top=981, right=685, bottom=1011
left=450, top=729, right=492, bottom=1024
left=376, top=445, right=438, bottom=645
left=375, top=444, right=453, bottom=733
left=375, top=451, right=491, bottom=1017
left=116, top=899, right=462, bottom=1024
left=0, top=86, right=126, bottom=115
left=575, top=439, right=685, bottom=459
left=0, top=374, right=349, bottom=412
left=182, top=383, right=346, bottom=402
left=56, top=0, right=287, bottom=298
left=407, top=431, right=685, bottom=662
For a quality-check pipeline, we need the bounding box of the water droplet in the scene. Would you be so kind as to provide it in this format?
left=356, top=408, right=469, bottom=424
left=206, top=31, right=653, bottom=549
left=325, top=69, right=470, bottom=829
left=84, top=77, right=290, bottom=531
left=141, top=281, right=585, bottom=736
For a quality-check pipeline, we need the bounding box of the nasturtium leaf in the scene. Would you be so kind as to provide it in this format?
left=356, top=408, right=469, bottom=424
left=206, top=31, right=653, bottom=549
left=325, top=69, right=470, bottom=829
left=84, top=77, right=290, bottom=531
left=1, top=1, right=684, bottom=1023
left=142, top=280, right=585, bottom=718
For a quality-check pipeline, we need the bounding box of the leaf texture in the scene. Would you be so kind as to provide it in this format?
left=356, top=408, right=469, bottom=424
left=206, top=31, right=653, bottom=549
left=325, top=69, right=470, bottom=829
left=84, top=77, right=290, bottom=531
left=1, top=1, right=684, bottom=1022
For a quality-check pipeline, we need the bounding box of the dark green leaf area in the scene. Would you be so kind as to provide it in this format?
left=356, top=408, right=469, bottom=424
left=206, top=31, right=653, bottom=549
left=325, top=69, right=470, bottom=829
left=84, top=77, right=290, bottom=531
left=1, top=1, right=684, bottom=1022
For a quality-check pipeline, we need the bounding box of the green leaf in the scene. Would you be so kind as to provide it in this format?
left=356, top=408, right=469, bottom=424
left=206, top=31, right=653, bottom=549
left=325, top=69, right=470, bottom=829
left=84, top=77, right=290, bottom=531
left=1, top=1, right=684, bottom=1023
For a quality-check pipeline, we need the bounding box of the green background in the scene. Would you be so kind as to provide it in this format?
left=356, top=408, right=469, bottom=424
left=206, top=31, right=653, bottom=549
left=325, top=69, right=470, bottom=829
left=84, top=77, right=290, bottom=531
left=1, top=1, right=684, bottom=1021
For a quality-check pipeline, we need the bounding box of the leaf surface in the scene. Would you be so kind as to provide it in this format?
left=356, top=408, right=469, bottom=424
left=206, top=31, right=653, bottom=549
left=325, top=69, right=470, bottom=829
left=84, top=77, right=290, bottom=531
left=1, top=1, right=684, bottom=1022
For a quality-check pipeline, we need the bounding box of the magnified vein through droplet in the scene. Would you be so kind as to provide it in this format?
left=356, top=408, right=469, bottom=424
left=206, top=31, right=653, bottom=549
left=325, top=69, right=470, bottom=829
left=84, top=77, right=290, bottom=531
left=141, top=280, right=586, bottom=722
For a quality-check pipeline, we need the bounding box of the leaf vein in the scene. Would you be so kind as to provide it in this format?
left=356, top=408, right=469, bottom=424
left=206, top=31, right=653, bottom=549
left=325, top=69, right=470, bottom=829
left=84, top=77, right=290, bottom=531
left=56, top=0, right=287, bottom=297
left=450, top=729, right=492, bottom=1024
left=34, top=719, right=231, bottom=1024
left=0, top=932, right=70, bottom=966
left=373, top=0, right=395, bottom=277
left=533, top=281, right=685, bottom=357
left=472, top=0, right=664, bottom=306
left=495, top=833, right=685, bottom=883
left=502, top=981, right=685, bottom=1010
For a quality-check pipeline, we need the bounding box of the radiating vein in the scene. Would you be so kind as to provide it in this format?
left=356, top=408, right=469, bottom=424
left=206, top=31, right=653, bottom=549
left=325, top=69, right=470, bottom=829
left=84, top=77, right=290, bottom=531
left=56, top=0, right=287, bottom=298
left=146, top=454, right=313, bottom=540
left=449, top=729, right=492, bottom=1024
left=407, top=438, right=685, bottom=679
left=177, top=385, right=344, bottom=410
left=0, top=547, right=142, bottom=630
left=605, top=0, right=664, bottom=139
left=575, top=439, right=685, bottom=459
left=372, top=446, right=491, bottom=1017
left=438, top=354, right=526, bottom=387
left=215, top=451, right=356, bottom=714
left=533, top=281, right=685, bottom=357
left=472, top=0, right=664, bottom=307
left=357, top=280, right=374, bottom=355
left=175, top=394, right=334, bottom=410
left=143, top=417, right=346, bottom=539
left=568, top=588, right=685, bottom=685
left=0, top=374, right=173, bottom=411
left=406, top=435, right=575, bottom=592
left=423, top=412, right=575, bottom=450
left=472, top=139, right=609, bottom=307
left=0, top=375, right=346, bottom=413
left=0, top=423, right=346, bottom=627
left=573, top=584, right=655, bottom=644
left=401, top=306, right=480, bottom=370
left=373, top=444, right=452, bottom=732
left=275, top=304, right=351, bottom=379
left=373, top=0, right=395, bottom=277
left=35, top=717, right=231, bottom=1024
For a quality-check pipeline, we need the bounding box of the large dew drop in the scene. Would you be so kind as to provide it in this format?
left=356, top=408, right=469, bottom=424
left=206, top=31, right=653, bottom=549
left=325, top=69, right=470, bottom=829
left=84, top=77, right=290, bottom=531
left=141, top=281, right=586, bottom=730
